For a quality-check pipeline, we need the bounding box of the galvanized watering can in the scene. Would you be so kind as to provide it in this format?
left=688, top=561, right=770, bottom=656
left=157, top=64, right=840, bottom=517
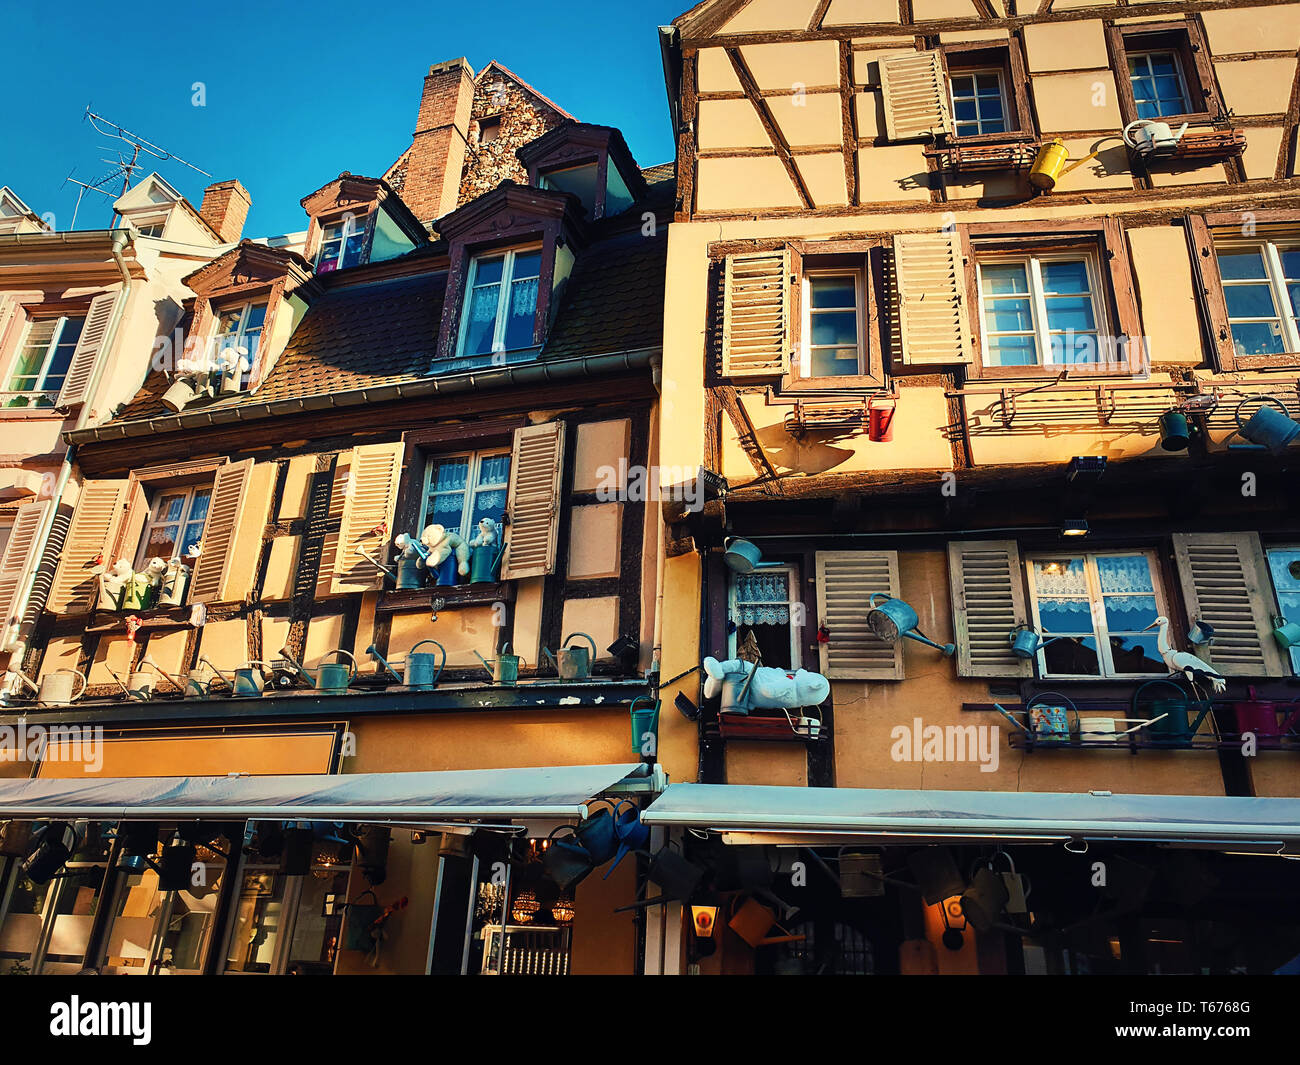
left=475, top=647, right=526, bottom=686
left=469, top=541, right=507, bottom=584
left=9, top=668, right=87, bottom=707
left=232, top=662, right=272, bottom=697
left=367, top=641, right=446, bottom=690
left=1273, top=615, right=1300, bottom=649
left=541, top=632, right=597, bottom=680
left=1232, top=396, right=1300, bottom=454
left=107, top=665, right=157, bottom=702
left=279, top=649, right=358, bottom=693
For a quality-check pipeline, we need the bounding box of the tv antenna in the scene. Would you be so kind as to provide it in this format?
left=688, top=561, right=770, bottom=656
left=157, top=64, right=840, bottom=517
left=63, top=106, right=210, bottom=229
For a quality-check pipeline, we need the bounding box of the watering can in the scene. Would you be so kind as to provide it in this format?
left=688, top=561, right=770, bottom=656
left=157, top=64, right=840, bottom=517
left=107, top=666, right=156, bottom=702
left=722, top=537, right=762, bottom=573
left=161, top=374, right=212, bottom=413
left=541, top=633, right=598, bottom=680
left=394, top=558, right=425, bottom=590
left=1029, top=138, right=1102, bottom=191
left=140, top=656, right=188, bottom=698
left=605, top=799, right=650, bottom=878
left=279, top=649, right=357, bottom=693
left=867, top=393, right=897, bottom=442
left=1010, top=624, right=1044, bottom=659
left=469, top=540, right=507, bottom=584
left=1133, top=680, right=1213, bottom=748
left=1233, top=687, right=1300, bottom=742
left=121, top=573, right=156, bottom=612
left=367, top=641, right=446, bottom=689
left=1232, top=396, right=1300, bottom=454
left=8, top=668, right=87, bottom=707
left=867, top=593, right=956, bottom=656
left=629, top=695, right=661, bottom=756
left=1123, top=118, right=1188, bottom=158
left=232, top=662, right=271, bottom=697
left=157, top=562, right=191, bottom=607
left=1273, top=616, right=1300, bottom=648
left=475, top=647, right=526, bottom=686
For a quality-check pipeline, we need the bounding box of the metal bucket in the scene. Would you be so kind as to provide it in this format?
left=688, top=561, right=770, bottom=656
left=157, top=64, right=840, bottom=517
left=36, top=669, right=87, bottom=707
left=158, top=564, right=191, bottom=607
left=1159, top=410, right=1191, bottom=451
left=406, top=640, right=445, bottom=690
left=431, top=554, right=459, bottom=587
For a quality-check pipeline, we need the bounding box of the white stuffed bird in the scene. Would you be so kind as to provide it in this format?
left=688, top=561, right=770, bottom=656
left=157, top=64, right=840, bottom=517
left=1144, top=616, right=1226, bottom=694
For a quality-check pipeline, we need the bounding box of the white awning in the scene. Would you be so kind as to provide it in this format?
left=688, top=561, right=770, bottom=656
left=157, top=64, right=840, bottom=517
left=0, top=764, right=655, bottom=822
left=642, top=784, right=1300, bottom=846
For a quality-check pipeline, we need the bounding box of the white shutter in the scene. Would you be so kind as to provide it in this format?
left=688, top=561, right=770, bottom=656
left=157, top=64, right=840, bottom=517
left=893, top=231, right=974, bottom=366
left=948, top=540, right=1032, bottom=678
left=0, top=500, right=51, bottom=638
left=331, top=442, right=405, bottom=593
left=56, top=290, right=119, bottom=408
left=722, top=250, right=791, bottom=378
left=879, top=52, right=954, bottom=142
left=46, top=480, right=129, bottom=615
left=502, top=422, right=565, bottom=580
left=1171, top=532, right=1287, bottom=677
left=815, top=550, right=904, bottom=680
left=190, top=460, right=275, bottom=605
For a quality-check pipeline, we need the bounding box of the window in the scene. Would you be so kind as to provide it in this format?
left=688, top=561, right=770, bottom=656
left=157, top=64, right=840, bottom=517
left=133, top=221, right=165, bottom=238
left=457, top=248, right=542, bottom=357
left=422, top=449, right=511, bottom=543
left=1027, top=552, right=1167, bottom=678
left=1266, top=547, right=1300, bottom=674
left=1215, top=240, right=1300, bottom=357
left=478, top=115, right=502, bottom=144
left=316, top=213, right=368, bottom=273
left=949, top=69, right=1008, bottom=137
left=802, top=271, right=864, bottom=378
left=5, top=315, right=84, bottom=407
left=1127, top=51, right=1190, bottom=120
left=977, top=253, right=1106, bottom=367
left=213, top=303, right=266, bottom=381
left=136, top=485, right=211, bottom=567
left=729, top=564, right=801, bottom=670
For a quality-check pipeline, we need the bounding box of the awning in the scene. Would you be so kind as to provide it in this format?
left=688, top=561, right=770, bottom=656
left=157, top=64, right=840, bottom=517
left=0, top=764, right=655, bottom=822
left=642, top=784, right=1300, bottom=846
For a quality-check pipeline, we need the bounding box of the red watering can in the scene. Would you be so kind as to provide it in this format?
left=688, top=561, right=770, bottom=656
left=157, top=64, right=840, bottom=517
left=867, top=393, right=897, bottom=442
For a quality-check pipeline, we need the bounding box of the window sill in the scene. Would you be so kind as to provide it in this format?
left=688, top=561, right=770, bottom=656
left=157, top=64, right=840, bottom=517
left=376, top=581, right=514, bottom=614
left=432, top=348, right=541, bottom=375
left=969, top=364, right=1145, bottom=382
left=85, top=607, right=194, bottom=634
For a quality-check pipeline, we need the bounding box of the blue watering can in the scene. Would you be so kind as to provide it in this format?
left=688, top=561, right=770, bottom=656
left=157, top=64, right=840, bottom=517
left=604, top=799, right=650, bottom=879
left=1231, top=396, right=1300, bottom=454
left=867, top=593, right=955, bottom=657
left=470, top=541, right=507, bottom=584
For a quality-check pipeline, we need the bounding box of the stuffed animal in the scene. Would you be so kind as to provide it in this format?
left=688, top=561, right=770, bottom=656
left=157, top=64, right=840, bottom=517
left=98, top=559, right=135, bottom=611
left=143, top=557, right=168, bottom=589
left=392, top=532, right=429, bottom=565
left=468, top=517, right=501, bottom=550
left=418, top=524, right=470, bottom=577
left=702, top=656, right=831, bottom=714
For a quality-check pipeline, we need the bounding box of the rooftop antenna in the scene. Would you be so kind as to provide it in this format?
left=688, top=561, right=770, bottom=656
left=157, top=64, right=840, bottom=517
left=62, top=106, right=211, bottom=229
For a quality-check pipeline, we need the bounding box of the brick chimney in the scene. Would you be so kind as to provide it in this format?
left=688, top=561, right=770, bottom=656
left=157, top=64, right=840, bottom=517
left=403, top=58, right=476, bottom=224
left=199, top=179, right=251, bottom=243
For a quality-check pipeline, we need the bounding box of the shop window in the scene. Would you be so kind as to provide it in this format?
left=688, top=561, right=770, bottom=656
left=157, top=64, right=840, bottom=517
left=1214, top=238, right=1300, bottom=357
left=1108, top=22, right=1220, bottom=125
left=135, top=484, right=212, bottom=567
left=976, top=252, right=1108, bottom=369
left=1266, top=547, right=1300, bottom=674
left=422, top=449, right=511, bottom=543
left=457, top=247, right=542, bottom=357
left=1026, top=551, right=1168, bottom=679
left=729, top=564, right=802, bottom=671
left=316, top=212, right=369, bottom=273
left=801, top=271, right=865, bottom=379
left=5, top=313, right=84, bottom=407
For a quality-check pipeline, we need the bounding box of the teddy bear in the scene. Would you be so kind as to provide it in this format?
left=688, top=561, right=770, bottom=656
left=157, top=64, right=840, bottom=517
left=392, top=532, right=429, bottom=565
left=143, top=557, right=168, bottom=589
left=418, top=524, right=470, bottom=577
left=467, top=517, right=500, bottom=550
left=702, top=656, right=830, bottom=715
left=97, top=559, right=135, bottom=611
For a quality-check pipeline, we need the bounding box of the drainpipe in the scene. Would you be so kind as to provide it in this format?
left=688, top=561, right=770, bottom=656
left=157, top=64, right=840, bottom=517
left=3, top=231, right=133, bottom=669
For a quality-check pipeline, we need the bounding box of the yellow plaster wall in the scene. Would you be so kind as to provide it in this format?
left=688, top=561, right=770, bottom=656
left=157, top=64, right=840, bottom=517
left=560, top=596, right=620, bottom=661
left=726, top=742, right=808, bottom=786
left=88, top=635, right=134, bottom=687
left=389, top=605, right=495, bottom=668
left=1201, top=4, right=1300, bottom=55
left=572, top=418, right=630, bottom=493
left=825, top=0, right=902, bottom=25
left=721, top=0, right=824, bottom=35
left=1031, top=70, right=1122, bottom=132
left=738, top=41, right=841, bottom=89
left=1215, top=58, right=1297, bottom=116
left=1126, top=224, right=1206, bottom=366
left=698, top=99, right=771, bottom=151
left=658, top=553, right=703, bottom=784
left=1023, top=19, right=1110, bottom=72
left=195, top=618, right=248, bottom=672
left=568, top=504, right=623, bottom=580
left=697, top=156, right=803, bottom=211
left=1249, top=756, right=1300, bottom=798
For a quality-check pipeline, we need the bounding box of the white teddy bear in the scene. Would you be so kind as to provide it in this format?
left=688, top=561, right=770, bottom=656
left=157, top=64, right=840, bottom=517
left=418, top=523, right=470, bottom=577
left=702, top=656, right=831, bottom=714
left=467, top=517, right=501, bottom=549
left=392, top=532, right=428, bottom=565
left=143, top=557, right=168, bottom=589
left=98, top=559, right=135, bottom=610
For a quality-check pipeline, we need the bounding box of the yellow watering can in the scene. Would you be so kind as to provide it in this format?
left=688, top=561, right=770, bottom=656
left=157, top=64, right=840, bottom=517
left=1029, top=138, right=1102, bottom=192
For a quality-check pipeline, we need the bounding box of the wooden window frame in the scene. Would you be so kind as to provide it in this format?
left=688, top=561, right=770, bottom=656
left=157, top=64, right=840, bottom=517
left=1186, top=212, right=1300, bottom=371
left=133, top=483, right=213, bottom=570
left=1106, top=18, right=1224, bottom=128
left=939, top=39, right=1036, bottom=145
left=314, top=210, right=371, bottom=273
left=454, top=244, right=545, bottom=359
left=4, top=311, right=86, bottom=405
left=780, top=241, right=886, bottom=390
left=962, top=220, right=1144, bottom=380
left=727, top=562, right=803, bottom=670
left=1025, top=548, right=1172, bottom=681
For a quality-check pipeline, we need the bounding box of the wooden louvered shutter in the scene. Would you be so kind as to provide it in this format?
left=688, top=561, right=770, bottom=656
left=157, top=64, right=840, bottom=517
left=56, top=291, right=119, bottom=408
left=502, top=422, right=565, bottom=580
left=1171, top=533, right=1287, bottom=677
left=190, top=460, right=275, bottom=605
left=948, top=540, right=1032, bottom=678
left=110, top=480, right=150, bottom=565
left=331, top=442, right=405, bottom=593
left=893, top=232, right=973, bottom=366
left=0, top=500, right=51, bottom=635
left=46, top=479, right=129, bottom=615
left=722, top=250, right=792, bottom=378
left=815, top=550, right=904, bottom=680
left=879, top=52, right=953, bottom=142
left=315, top=454, right=353, bottom=599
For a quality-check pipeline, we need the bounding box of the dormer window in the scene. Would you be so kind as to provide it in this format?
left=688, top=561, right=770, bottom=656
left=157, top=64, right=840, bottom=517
left=458, top=247, right=542, bottom=356
left=316, top=213, right=369, bottom=273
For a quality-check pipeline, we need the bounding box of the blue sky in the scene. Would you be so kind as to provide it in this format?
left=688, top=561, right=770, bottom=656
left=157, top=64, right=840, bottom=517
left=1, top=0, right=685, bottom=237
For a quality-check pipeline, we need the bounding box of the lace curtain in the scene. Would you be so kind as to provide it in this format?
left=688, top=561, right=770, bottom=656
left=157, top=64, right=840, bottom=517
left=1034, top=555, right=1156, bottom=617
left=734, top=572, right=790, bottom=626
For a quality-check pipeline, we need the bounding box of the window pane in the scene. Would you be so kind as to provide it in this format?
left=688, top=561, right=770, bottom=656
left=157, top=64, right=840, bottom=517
left=980, top=263, right=1029, bottom=295
left=1037, top=597, right=1094, bottom=634
left=1217, top=248, right=1268, bottom=280
left=1288, top=283, right=1300, bottom=318
left=1280, top=248, right=1300, bottom=279
left=1044, top=636, right=1101, bottom=676
left=984, top=298, right=1033, bottom=333
left=1149, top=53, right=1178, bottom=77
left=1040, top=260, right=1090, bottom=294
left=956, top=122, right=981, bottom=137
left=471, top=487, right=508, bottom=529
left=1034, top=557, right=1087, bottom=593
left=1096, top=554, right=1154, bottom=594
left=811, top=309, right=857, bottom=346
left=474, top=257, right=505, bottom=286
left=810, top=276, right=855, bottom=309
left=810, top=347, right=860, bottom=376
left=1043, top=295, right=1097, bottom=332
left=1104, top=594, right=1159, bottom=632
left=146, top=524, right=180, bottom=559
left=504, top=276, right=539, bottom=350
left=426, top=494, right=466, bottom=530
left=463, top=284, right=501, bottom=355
left=982, top=98, right=1004, bottom=122
left=478, top=453, right=510, bottom=486
left=1108, top=632, right=1164, bottom=674
left=951, top=75, right=974, bottom=95
left=431, top=458, right=470, bottom=493
left=987, top=334, right=1039, bottom=365
left=1049, top=332, right=1102, bottom=365
left=954, top=99, right=978, bottom=122
left=158, top=494, right=187, bottom=523
left=976, top=73, right=1001, bottom=94
left=1224, top=284, right=1280, bottom=319
left=511, top=250, right=542, bottom=280
left=1229, top=321, right=1285, bottom=356
left=188, top=489, right=212, bottom=525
